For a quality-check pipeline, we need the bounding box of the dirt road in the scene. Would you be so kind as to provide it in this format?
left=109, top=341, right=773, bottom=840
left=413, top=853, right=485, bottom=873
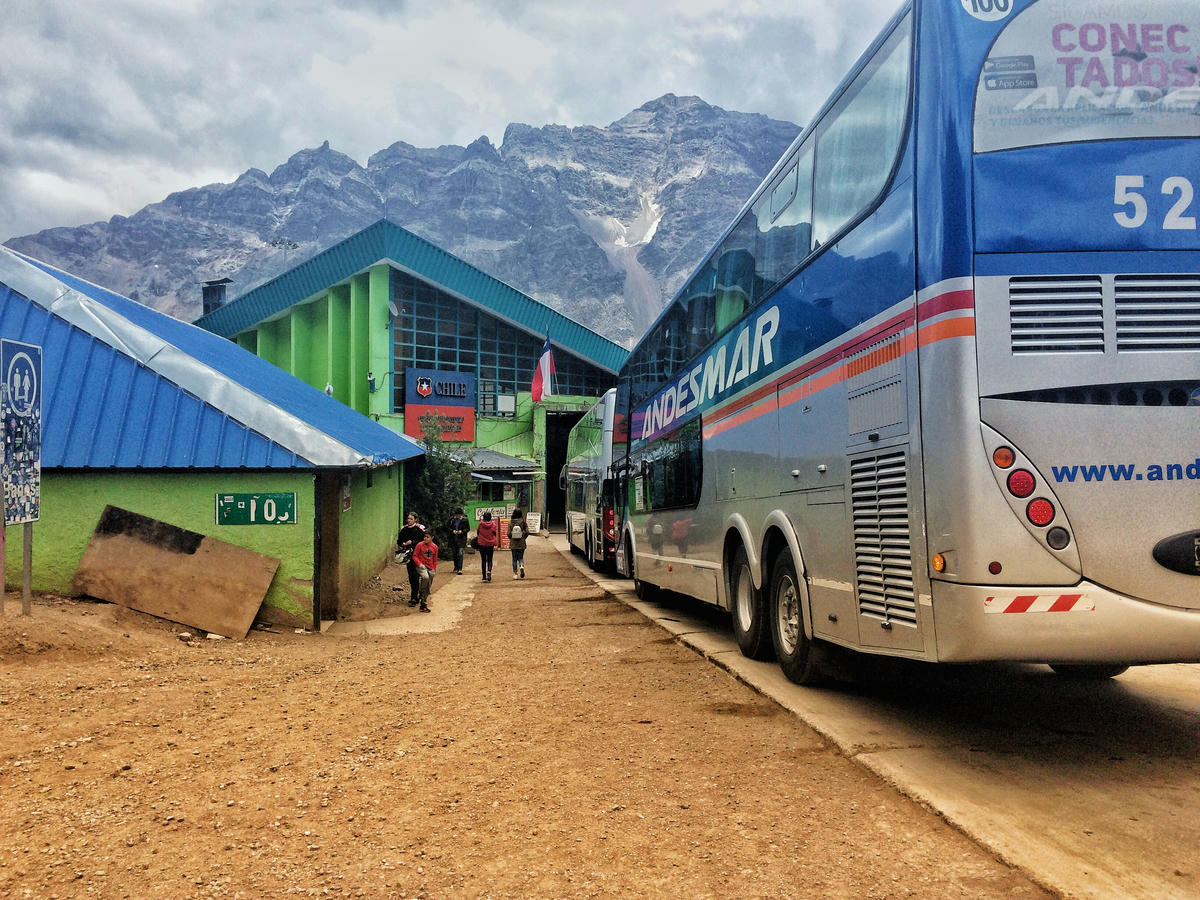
left=0, top=536, right=1050, bottom=898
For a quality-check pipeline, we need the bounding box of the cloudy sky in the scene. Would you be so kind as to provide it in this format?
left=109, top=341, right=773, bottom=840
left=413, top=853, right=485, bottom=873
left=1, top=0, right=901, bottom=243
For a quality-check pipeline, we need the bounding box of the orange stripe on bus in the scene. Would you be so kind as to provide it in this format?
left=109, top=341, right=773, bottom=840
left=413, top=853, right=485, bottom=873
left=917, top=316, right=975, bottom=346
left=702, top=315, right=974, bottom=441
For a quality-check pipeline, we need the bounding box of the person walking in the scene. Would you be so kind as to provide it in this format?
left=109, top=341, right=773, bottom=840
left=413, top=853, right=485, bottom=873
left=396, top=512, right=426, bottom=606
left=476, top=511, right=499, bottom=582
left=448, top=508, right=469, bottom=575
left=413, top=531, right=439, bottom=613
left=508, top=508, right=528, bottom=579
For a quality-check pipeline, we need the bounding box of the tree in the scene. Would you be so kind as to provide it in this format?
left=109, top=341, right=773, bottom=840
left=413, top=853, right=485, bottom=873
left=407, top=417, right=473, bottom=555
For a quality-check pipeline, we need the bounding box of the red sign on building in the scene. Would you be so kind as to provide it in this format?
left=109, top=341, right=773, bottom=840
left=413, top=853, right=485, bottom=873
left=403, top=368, right=476, bottom=441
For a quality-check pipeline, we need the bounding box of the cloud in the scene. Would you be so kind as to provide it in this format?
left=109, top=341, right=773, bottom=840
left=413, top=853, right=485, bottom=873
left=0, top=0, right=900, bottom=241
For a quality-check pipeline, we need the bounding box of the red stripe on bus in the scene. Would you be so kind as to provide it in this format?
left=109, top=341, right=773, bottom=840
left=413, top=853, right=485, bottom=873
left=1048, top=593, right=1083, bottom=612
left=1005, top=595, right=1038, bottom=613
left=701, top=289, right=973, bottom=440
left=917, top=289, right=974, bottom=322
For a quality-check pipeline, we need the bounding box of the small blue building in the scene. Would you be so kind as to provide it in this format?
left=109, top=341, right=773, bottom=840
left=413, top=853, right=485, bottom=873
left=1, top=246, right=423, bottom=629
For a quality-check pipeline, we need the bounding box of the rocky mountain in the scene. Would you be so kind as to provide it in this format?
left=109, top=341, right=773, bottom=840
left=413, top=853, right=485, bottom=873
left=5, top=95, right=799, bottom=346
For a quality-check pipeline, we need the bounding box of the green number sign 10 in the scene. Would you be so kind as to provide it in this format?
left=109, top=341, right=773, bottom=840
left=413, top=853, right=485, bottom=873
left=215, top=493, right=298, bottom=525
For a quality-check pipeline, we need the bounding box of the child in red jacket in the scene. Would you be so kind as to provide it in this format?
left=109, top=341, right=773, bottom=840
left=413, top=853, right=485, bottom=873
left=413, top=531, right=439, bottom=612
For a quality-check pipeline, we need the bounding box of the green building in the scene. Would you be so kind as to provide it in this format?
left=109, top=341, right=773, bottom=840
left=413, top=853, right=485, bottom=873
left=197, top=220, right=629, bottom=527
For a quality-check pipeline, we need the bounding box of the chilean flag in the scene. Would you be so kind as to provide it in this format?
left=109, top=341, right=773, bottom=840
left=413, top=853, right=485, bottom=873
left=531, top=336, right=555, bottom=402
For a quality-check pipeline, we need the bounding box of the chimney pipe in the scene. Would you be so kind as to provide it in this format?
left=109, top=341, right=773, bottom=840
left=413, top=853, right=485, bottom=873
left=201, top=277, right=233, bottom=316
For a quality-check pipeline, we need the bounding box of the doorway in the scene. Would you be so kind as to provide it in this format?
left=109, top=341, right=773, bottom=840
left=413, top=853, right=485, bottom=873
left=544, top=411, right=583, bottom=529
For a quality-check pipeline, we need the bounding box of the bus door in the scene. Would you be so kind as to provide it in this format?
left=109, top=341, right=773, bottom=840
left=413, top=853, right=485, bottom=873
left=776, top=368, right=859, bottom=648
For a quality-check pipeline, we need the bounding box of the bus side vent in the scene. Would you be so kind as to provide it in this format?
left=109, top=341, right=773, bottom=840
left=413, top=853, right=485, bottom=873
left=1009, top=275, right=1104, bottom=354
left=850, top=450, right=916, bottom=626
left=1115, top=274, right=1200, bottom=351
left=846, top=333, right=905, bottom=435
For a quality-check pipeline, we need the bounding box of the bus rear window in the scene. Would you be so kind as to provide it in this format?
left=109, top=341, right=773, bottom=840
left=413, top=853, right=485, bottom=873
left=974, top=0, right=1200, bottom=153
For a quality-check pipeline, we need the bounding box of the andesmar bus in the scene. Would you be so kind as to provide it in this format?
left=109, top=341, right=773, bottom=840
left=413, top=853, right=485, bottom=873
left=616, top=0, right=1200, bottom=684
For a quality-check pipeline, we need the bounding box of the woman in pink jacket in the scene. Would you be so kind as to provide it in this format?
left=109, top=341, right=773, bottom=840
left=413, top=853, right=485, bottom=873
left=475, top=512, right=499, bottom=582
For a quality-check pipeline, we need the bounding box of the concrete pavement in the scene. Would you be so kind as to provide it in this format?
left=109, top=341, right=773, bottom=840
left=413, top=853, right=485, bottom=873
left=323, top=569, right=478, bottom=636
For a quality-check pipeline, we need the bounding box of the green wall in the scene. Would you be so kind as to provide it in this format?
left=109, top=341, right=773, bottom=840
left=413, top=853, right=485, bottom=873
left=4, top=471, right=316, bottom=621
left=239, top=266, right=389, bottom=419
left=336, top=466, right=402, bottom=604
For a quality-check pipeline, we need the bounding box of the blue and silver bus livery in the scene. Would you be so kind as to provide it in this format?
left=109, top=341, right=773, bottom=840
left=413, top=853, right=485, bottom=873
left=618, top=0, right=1200, bottom=684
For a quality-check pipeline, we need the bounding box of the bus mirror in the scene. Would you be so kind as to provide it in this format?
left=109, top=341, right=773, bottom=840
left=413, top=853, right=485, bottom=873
left=558, top=464, right=567, bottom=491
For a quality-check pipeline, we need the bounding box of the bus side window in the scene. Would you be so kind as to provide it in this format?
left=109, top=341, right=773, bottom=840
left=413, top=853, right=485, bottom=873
left=811, top=19, right=910, bottom=249
left=640, top=418, right=702, bottom=511
left=713, top=208, right=760, bottom=337
left=685, top=262, right=717, bottom=360
left=714, top=247, right=753, bottom=335
left=754, top=144, right=814, bottom=295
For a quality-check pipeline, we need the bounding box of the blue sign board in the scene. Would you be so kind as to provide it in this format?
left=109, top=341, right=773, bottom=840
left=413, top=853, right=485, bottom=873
left=403, top=367, right=477, bottom=441
left=403, top=368, right=476, bottom=408
left=2, top=340, right=42, bottom=524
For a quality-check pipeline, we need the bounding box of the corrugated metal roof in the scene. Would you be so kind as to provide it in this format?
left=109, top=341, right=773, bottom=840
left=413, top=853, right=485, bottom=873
left=0, top=248, right=425, bottom=469
left=470, top=447, right=539, bottom=472
left=196, top=219, right=629, bottom=373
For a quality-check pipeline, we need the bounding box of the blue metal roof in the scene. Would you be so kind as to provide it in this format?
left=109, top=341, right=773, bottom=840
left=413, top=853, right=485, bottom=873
left=0, top=248, right=425, bottom=469
left=196, top=219, right=629, bottom=374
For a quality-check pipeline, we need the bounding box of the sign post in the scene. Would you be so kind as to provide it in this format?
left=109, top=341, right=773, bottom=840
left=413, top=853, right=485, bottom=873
left=2, top=340, right=43, bottom=616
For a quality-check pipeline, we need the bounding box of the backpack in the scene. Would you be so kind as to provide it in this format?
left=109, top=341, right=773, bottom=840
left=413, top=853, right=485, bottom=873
left=510, top=523, right=523, bottom=540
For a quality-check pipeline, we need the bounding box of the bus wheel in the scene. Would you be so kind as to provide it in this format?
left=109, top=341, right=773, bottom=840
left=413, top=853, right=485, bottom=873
left=770, top=548, right=822, bottom=685
left=1049, top=663, right=1129, bottom=680
left=730, top=546, right=773, bottom=661
left=587, top=534, right=601, bottom=571
left=629, top=544, right=657, bottom=600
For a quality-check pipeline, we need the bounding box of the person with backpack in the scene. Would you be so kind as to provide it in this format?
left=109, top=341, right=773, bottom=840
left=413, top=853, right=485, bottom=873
left=508, top=508, right=528, bottom=579
left=395, top=512, right=427, bottom=605
left=475, top=511, right=499, bottom=582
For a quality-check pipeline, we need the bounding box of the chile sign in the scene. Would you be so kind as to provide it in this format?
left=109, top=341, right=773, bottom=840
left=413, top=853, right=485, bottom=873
left=2, top=339, right=42, bottom=524
left=403, top=367, right=476, bottom=441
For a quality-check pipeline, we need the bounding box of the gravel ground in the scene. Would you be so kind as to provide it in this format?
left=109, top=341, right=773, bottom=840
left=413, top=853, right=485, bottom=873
left=0, top=536, right=1051, bottom=898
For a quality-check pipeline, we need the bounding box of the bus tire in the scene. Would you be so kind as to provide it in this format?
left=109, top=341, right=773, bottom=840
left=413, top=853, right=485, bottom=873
left=730, top=545, right=773, bottom=661
left=770, top=548, right=822, bottom=685
left=1049, top=663, right=1129, bottom=680
left=629, top=543, right=657, bottom=600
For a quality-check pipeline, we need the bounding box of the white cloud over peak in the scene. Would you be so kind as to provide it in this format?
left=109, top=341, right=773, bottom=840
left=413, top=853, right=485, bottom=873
left=0, top=0, right=900, bottom=241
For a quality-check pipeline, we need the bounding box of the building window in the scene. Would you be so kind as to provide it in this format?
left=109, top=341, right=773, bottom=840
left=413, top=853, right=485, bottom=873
left=390, top=268, right=615, bottom=413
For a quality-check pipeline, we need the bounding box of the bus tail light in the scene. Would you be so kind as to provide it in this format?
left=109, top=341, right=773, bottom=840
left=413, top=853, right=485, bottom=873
left=603, top=506, right=615, bottom=541
left=1007, top=469, right=1035, bottom=498
left=984, top=425, right=1079, bottom=563
left=1026, top=498, right=1055, bottom=527
left=1047, top=527, right=1071, bottom=550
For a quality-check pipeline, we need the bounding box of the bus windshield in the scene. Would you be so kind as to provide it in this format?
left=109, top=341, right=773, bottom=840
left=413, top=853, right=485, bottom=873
left=973, top=0, right=1200, bottom=153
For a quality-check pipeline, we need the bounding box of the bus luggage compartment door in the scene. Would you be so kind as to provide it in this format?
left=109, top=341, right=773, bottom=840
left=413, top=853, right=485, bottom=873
left=850, top=448, right=924, bottom=652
